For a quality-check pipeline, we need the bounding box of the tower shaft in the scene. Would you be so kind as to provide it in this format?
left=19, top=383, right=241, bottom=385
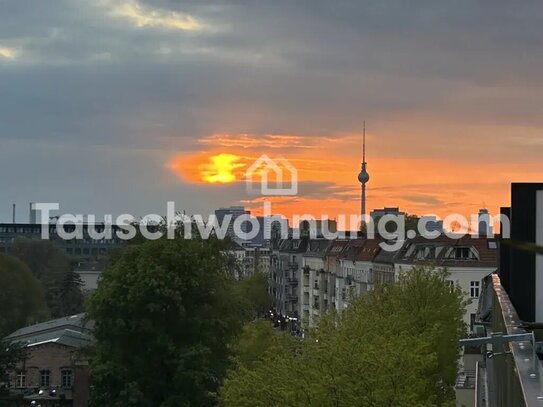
left=357, top=121, right=369, bottom=231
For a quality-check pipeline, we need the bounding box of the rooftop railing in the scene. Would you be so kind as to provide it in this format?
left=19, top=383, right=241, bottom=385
left=462, top=274, right=543, bottom=407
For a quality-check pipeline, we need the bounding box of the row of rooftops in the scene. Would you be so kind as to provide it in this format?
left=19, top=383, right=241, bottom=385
left=274, top=234, right=498, bottom=268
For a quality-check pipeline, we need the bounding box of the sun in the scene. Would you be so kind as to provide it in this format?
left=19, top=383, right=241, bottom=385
left=199, top=153, right=244, bottom=183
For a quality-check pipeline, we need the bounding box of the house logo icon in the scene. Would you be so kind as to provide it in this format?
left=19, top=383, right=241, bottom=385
left=246, top=154, right=298, bottom=196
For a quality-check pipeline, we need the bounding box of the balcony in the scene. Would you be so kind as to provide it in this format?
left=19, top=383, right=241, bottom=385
left=287, top=277, right=298, bottom=285
left=286, top=293, right=298, bottom=302
left=457, top=274, right=543, bottom=407
left=288, top=262, right=299, bottom=269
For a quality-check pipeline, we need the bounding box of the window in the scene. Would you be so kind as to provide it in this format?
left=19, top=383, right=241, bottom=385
left=40, top=370, right=51, bottom=387
left=470, top=313, right=476, bottom=331
left=15, top=371, right=26, bottom=388
left=425, top=247, right=436, bottom=259
left=61, top=370, right=73, bottom=388
left=447, top=280, right=455, bottom=292
left=470, top=281, right=480, bottom=298
left=454, top=247, right=472, bottom=259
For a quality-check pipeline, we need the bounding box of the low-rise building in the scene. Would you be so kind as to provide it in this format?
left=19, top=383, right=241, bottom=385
left=4, top=314, right=93, bottom=406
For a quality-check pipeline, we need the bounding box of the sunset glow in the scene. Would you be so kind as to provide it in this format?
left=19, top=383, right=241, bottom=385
left=199, top=153, right=245, bottom=183
left=166, top=130, right=543, bottom=225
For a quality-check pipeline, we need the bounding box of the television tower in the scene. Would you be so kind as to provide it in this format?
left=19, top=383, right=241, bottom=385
left=357, top=121, right=370, bottom=230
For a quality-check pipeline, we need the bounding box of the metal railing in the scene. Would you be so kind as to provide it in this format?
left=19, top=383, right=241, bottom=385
left=464, top=274, right=543, bottom=406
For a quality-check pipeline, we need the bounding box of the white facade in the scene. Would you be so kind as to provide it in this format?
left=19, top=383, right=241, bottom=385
left=396, top=262, right=495, bottom=329
left=301, top=255, right=326, bottom=327
left=338, top=258, right=373, bottom=311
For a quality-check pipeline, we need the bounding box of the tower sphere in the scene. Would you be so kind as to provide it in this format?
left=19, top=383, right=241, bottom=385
left=358, top=170, right=369, bottom=184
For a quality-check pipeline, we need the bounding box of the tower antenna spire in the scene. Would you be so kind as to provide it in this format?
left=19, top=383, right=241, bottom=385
left=358, top=121, right=370, bottom=231
left=363, top=120, right=366, bottom=163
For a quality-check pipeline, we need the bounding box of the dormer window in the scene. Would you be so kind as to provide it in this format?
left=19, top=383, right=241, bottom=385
left=425, top=247, right=436, bottom=259
left=415, top=248, right=425, bottom=260
left=452, top=247, right=476, bottom=260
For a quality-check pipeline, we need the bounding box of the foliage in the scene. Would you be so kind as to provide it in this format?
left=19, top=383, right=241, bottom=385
left=228, top=320, right=278, bottom=370
left=220, top=266, right=466, bottom=407
left=87, top=237, right=254, bottom=407
left=0, top=341, right=26, bottom=396
left=236, top=272, right=272, bottom=319
left=11, top=237, right=84, bottom=318
left=0, top=253, right=48, bottom=336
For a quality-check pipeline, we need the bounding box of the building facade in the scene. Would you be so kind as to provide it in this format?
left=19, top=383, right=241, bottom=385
left=5, top=314, right=92, bottom=406
left=271, top=234, right=497, bottom=332
left=0, top=223, right=124, bottom=262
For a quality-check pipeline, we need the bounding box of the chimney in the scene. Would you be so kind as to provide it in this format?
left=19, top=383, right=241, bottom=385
left=12, top=203, right=16, bottom=224
left=29, top=202, right=37, bottom=224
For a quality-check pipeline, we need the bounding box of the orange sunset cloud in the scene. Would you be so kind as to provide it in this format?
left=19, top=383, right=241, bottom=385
left=167, top=132, right=543, bottom=225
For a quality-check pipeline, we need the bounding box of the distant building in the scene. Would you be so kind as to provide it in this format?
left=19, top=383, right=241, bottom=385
left=214, top=206, right=250, bottom=240
left=4, top=314, right=92, bottom=406
left=370, top=207, right=405, bottom=223
left=74, top=261, right=108, bottom=292
left=420, top=215, right=444, bottom=234
left=477, top=208, right=493, bottom=237
left=369, top=207, right=407, bottom=237
left=0, top=222, right=125, bottom=262
left=226, top=240, right=271, bottom=278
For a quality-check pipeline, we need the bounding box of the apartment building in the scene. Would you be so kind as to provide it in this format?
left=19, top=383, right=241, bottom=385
left=269, top=236, right=309, bottom=318
left=334, top=238, right=385, bottom=312
left=389, top=235, right=498, bottom=330
left=300, top=239, right=331, bottom=327
left=272, top=233, right=498, bottom=332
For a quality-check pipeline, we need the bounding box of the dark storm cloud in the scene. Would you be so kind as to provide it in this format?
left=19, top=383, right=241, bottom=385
left=3, top=0, right=543, bottom=143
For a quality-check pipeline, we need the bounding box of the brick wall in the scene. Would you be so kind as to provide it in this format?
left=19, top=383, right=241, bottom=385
left=9, top=343, right=89, bottom=406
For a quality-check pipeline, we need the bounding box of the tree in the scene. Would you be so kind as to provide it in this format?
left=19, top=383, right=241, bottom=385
left=0, top=341, right=26, bottom=396
left=0, top=253, right=48, bottom=336
left=11, top=237, right=84, bottom=317
left=236, top=272, right=272, bottom=319
left=228, top=320, right=278, bottom=370
left=220, top=266, right=465, bottom=407
left=87, top=237, right=252, bottom=407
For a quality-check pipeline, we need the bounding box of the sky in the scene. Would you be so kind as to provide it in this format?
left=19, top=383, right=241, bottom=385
left=1, top=0, right=543, bottom=225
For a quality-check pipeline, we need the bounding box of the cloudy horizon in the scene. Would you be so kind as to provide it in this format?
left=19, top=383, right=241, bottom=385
left=2, top=0, right=543, bottom=223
